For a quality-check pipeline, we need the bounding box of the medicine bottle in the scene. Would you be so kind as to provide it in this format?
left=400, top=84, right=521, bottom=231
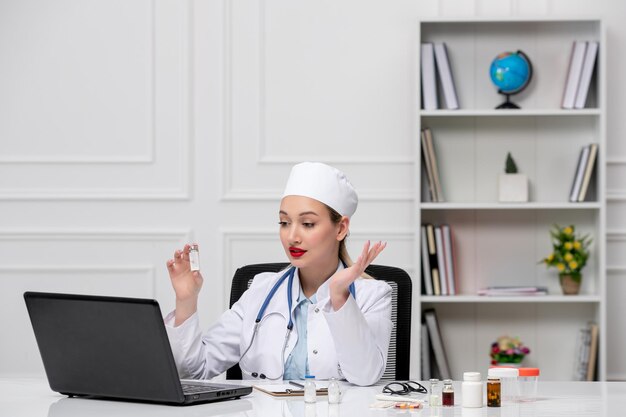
left=461, top=371, right=483, bottom=408
left=189, top=244, right=200, bottom=271
left=429, top=378, right=442, bottom=406
left=487, top=377, right=501, bottom=407
left=304, top=375, right=316, bottom=403
left=442, top=379, right=454, bottom=406
left=328, top=377, right=341, bottom=404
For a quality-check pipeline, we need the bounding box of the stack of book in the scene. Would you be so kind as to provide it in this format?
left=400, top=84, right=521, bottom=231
left=569, top=143, right=598, bottom=202
left=573, top=322, right=599, bottom=381
left=421, top=42, right=460, bottom=110
left=562, top=41, right=599, bottom=109
left=421, top=309, right=451, bottom=380
left=420, top=223, right=456, bottom=296
left=421, top=128, right=444, bottom=202
left=477, top=286, right=548, bottom=297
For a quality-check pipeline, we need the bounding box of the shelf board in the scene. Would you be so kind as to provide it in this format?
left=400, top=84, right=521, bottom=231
left=421, top=295, right=602, bottom=303
left=420, top=109, right=601, bottom=117
left=420, top=202, right=601, bottom=210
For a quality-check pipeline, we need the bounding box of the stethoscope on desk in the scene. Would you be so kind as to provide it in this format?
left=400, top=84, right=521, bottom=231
left=240, top=265, right=356, bottom=380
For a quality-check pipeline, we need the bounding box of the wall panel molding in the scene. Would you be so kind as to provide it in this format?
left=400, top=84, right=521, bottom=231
left=0, top=0, right=190, bottom=201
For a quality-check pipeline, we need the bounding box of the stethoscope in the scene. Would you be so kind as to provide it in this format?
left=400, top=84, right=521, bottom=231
left=240, top=265, right=356, bottom=380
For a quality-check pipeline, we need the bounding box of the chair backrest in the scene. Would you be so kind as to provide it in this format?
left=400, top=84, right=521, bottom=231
left=226, top=263, right=412, bottom=381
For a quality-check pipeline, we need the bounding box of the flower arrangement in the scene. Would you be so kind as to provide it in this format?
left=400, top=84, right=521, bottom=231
left=541, top=224, right=591, bottom=281
left=490, top=335, right=530, bottom=365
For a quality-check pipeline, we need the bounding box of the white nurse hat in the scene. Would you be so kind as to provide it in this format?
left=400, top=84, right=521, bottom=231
left=282, top=162, right=358, bottom=218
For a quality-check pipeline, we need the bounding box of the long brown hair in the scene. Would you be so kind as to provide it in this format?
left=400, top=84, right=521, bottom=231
left=326, top=205, right=373, bottom=279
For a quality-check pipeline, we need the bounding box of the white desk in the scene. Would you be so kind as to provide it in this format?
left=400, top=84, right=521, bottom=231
left=2, top=378, right=626, bottom=417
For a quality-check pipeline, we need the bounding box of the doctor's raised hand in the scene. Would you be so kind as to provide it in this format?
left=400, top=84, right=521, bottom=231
left=166, top=244, right=204, bottom=326
left=329, top=240, right=387, bottom=311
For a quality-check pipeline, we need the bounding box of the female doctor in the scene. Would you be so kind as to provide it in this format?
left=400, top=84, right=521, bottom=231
left=164, top=162, right=392, bottom=386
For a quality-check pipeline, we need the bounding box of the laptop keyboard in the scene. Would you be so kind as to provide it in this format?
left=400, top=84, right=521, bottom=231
left=181, top=383, right=223, bottom=394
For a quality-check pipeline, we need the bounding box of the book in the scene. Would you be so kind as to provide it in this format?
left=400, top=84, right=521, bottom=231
left=569, top=145, right=590, bottom=202
left=421, top=43, right=438, bottom=110
left=426, top=224, right=441, bottom=295
left=434, top=226, right=448, bottom=295
left=573, top=327, right=589, bottom=381
left=423, top=309, right=451, bottom=379
left=586, top=322, right=599, bottom=381
left=424, top=128, right=444, bottom=202
left=578, top=143, right=598, bottom=202
left=253, top=383, right=329, bottom=397
left=562, top=41, right=587, bottom=109
left=574, top=41, right=599, bottom=109
left=433, top=43, right=459, bottom=110
left=477, top=286, right=548, bottom=296
left=421, top=129, right=437, bottom=201
left=420, top=226, right=434, bottom=295
left=421, top=321, right=431, bottom=380
left=442, top=225, right=456, bottom=295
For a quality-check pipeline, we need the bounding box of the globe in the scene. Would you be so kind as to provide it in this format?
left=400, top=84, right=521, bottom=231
left=489, top=50, right=533, bottom=109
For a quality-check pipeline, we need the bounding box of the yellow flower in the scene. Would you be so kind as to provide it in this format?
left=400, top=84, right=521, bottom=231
left=564, top=253, right=573, bottom=262
left=569, top=261, right=578, bottom=270
left=564, top=242, right=573, bottom=250
left=557, top=263, right=565, bottom=272
left=573, top=241, right=581, bottom=250
left=563, top=226, right=573, bottom=235
left=547, top=253, right=554, bottom=262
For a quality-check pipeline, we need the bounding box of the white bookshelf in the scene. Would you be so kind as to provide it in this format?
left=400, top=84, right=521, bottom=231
left=415, top=18, right=606, bottom=381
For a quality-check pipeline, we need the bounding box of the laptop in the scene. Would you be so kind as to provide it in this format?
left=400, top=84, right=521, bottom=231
left=24, top=291, right=252, bottom=405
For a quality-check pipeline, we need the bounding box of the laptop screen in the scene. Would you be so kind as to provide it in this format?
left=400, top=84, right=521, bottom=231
left=24, top=292, right=185, bottom=403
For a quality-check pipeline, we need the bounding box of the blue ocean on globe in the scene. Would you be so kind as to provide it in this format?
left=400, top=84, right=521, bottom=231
left=489, top=51, right=531, bottom=94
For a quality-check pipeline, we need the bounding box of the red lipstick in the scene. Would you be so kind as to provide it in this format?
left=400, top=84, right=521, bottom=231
left=289, top=247, right=306, bottom=258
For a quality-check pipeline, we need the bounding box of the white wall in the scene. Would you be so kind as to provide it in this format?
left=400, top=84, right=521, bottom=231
left=1, top=0, right=625, bottom=379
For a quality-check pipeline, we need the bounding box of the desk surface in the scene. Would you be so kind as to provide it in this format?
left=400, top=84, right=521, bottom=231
left=2, top=378, right=626, bottom=417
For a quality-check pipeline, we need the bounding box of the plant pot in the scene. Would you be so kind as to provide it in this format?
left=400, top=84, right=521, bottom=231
left=495, top=362, right=522, bottom=368
left=559, top=274, right=581, bottom=295
left=499, top=174, right=529, bottom=202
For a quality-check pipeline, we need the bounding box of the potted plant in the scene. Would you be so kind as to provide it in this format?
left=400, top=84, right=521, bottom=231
left=490, top=335, right=530, bottom=366
left=540, top=224, right=591, bottom=295
left=498, top=152, right=528, bottom=202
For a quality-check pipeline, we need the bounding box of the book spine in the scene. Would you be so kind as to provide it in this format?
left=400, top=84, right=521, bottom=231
left=442, top=224, right=456, bottom=295
left=433, top=43, right=459, bottom=110
left=421, top=129, right=437, bottom=201
left=421, top=226, right=434, bottom=295
left=435, top=226, right=448, bottom=296
left=421, top=43, right=438, bottom=110
left=562, top=41, right=588, bottom=109
left=570, top=145, right=590, bottom=202
left=578, top=143, right=598, bottom=202
left=424, top=309, right=451, bottom=380
left=574, top=41, right=599, bottom=109
left=424, top=128, right=444, bottom=202
left=421, top=321, right=431, bottom=380
left=426, top=224, right=441, bottom=295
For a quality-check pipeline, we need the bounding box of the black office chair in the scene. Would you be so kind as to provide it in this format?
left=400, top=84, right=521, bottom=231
left=225, top=263, right=412, bottom=381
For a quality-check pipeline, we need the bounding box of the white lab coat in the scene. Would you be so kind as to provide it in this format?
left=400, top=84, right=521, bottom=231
left=164, top=264, right=393, bottom=386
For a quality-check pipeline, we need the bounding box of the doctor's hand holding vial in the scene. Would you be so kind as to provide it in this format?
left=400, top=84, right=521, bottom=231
left=164, top=162, right=393, bottom=386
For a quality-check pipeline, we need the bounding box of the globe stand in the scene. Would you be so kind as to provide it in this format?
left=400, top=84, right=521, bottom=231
left=496, top=92, right=520, bottom=109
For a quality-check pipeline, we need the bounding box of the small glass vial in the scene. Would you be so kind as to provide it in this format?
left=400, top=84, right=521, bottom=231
left=442, top=379, right=454, bottom=406
left=487, top=377, right=501, bottom=407
left=429, top=378, right=442, bottom=406
left=327, top=377, right=340, bottom=404
left=304, top=375, right=316, bottom=403
left=189, top=244, right=200, bottom=271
